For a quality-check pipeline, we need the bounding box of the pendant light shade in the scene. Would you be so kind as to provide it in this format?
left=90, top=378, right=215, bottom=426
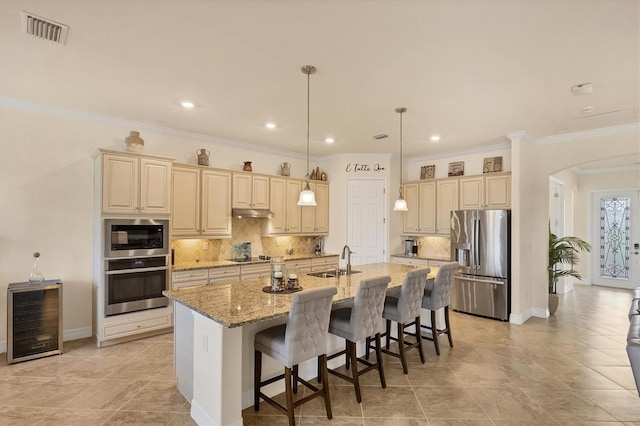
left=298, top=65, right=317, bottom=206
left=393, top=107, right=408, bottom=212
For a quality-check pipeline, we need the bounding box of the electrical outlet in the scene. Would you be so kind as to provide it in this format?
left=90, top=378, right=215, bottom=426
left=203, top=242, right=209, bottom=251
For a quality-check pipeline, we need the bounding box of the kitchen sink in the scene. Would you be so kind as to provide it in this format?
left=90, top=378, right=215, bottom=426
left=307, top=269, right=361, bottom=278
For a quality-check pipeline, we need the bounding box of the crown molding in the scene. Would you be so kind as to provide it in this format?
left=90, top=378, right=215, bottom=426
left=0, top=96, right=313, bottom=161
left=407, top=142, right=511, bottom=163
left=533, top=122, right=640, bottom=145
left=573, top=164, right=640, bottom=175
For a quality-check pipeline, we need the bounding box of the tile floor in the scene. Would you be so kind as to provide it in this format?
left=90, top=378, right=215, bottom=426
left=1, top=284, right=639, bottom=425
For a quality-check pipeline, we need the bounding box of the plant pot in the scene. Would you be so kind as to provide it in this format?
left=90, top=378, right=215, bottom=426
left=548, top=293, right=559, bottom=315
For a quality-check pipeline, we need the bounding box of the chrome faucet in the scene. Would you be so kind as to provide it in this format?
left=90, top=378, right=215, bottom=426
left=341, top=245, right=354, bottom=275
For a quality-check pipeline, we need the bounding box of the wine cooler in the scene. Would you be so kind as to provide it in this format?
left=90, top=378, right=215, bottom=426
left=7, top=279, right=63, bottom=364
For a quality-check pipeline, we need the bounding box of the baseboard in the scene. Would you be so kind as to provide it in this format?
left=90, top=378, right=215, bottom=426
left=531, top=306, right=550, bottom=319
left=63, top=326, right=93, bottom=342
left=510, top=308, right=534, bottom=324
left=0, top=340, right=6, bottom=354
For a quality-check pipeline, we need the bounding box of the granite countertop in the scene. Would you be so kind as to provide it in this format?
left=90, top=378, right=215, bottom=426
left=173, top=253, right=339, bottom=272
left=164, top=262, right=437, bottom=328
left=390, top=254, right=452, bottom=262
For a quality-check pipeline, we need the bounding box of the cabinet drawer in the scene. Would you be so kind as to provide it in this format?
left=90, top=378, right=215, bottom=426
left=311, top=257, right=338, bottom=271
left=285, top=260, right=311, bottom=274
left=208, top=266, right=240, bottom=279
left=390, top=257, right=428, bottom=267
left=241, top=263, right=270, bottom=279
left=172, top=269, right=208, bottom=282
left=103, top=315, right=170, bottom=338
left=173, top=279, right=207, bottom=290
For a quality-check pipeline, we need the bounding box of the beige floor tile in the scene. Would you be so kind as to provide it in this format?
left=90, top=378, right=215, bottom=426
left=9, top=354, right=77, bottom=377
left=364, top=418, right=428, bottom=425
left=0, top=406, right=55, bottom=425
left=448, top=363, right=515, bottom=387
left=302, top=417, right=364, bottom=425
left=360, top=386, right=425, bottom=419
left=429, top=421, right=496, bottom=426
left=120, top=380, right=188, bottom=412
left=5, top=377, right=95, bottom=408
left=102, top=410, right=176, bottom=425
left=590, top=365, right=639, bottom=390
left=0, top=375, right=50, bottom=405
left=407, top=363, right=464, bottom=387
left=412, top=386, right=488, bottom=420
left=39, top=408, right=116, bottom=425
left=63, top=378, right=149, bottom=410
left=495, top=363, right=572, bottom=389
left=243, top=414, right=299, bottom=425
left=60, top=356, right=124, bottom=379
left=95, top=340, right=155, bottom=358
left=106, top=358, right=171, bottom=379
left=579, top=389, right=640, bottom=422
left=539, top=364, right=625, bottom=390
left=168, top=412, right=199, bottom=425
left=466, top=387, right=553, bottom=422
left=141, top=341, right=174, bottom=359
left=521, top=387, right=618, bottom=422
left=300, top=385, right=363, bottom=417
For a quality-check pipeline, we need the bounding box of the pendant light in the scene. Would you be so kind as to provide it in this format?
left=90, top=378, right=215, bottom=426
left=393, top=107, right=408, bottom=211
left=298, top=65, right=317, bottom=206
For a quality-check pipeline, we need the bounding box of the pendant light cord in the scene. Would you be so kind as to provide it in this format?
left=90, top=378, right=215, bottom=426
left=399, top=110, right=403, bottom=195
left=306, top=69, right=310, bottom=181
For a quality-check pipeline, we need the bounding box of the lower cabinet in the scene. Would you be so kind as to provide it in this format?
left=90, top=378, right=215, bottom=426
left=208, top=266, right=241, bottom=284
left=99, top=306, right=173, bottom=344
left=311, top=256, right=339, bottom=271
left=240, top=263, right=271, bottom=280
left=172, top=269, right=208, bottom=289
left=390, top=256, right=429, bottom=268
left=285, top=259, right=312, bottom=275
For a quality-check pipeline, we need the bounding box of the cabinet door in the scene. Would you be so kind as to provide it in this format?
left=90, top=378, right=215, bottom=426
left=232, top=173, right=253, bottom=209
left=252, top=176, right=270, bottom=209
left=102, top=154, right=138, bottom=213
left=139, top=158, right=172, bottom=214
left=202, top=170, right=232, bottom=236
left=485, top=174, right=511, bottom=208
left=436, top=179, right=458, bottom=235
left=402, top=183, right=419, bottom=233
left=172, top=167, right=200, bottom=236
left=285, top=179, right=302, bottom=232
left=313, top=182, right=329, bottom=234
left=418, top=182, right=436, bottom=233
left=269, top=178, right=287, bottom=233
left=459, top=176, right=484, bottom=210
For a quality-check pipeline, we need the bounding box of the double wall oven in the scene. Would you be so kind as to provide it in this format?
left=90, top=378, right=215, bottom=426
left=104, top=219, right=169, bottom=316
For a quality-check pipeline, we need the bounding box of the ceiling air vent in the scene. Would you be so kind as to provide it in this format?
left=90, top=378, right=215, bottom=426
left=373, top=134, right=388, bottom=140
left=21, top=11, right=69, bottom=45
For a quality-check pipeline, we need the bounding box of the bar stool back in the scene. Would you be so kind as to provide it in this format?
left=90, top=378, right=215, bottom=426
left=327, top=275, right=391, bottom=402
left=254, top=286, right=337, bottom=425
left=420, top=262, right=458, bottom=355
left=381, top=267, right=429, bottom=374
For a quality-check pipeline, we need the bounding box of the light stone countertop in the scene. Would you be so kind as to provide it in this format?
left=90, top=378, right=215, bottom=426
left=164, top=262, right=436, bottom=328
left=172, top=253, right=339, bottom=272
left=390, top=254, right=452, bottom=262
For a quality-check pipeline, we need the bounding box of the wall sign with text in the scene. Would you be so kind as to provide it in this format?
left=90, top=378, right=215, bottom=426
left=345, top=163, right=386, bottom=173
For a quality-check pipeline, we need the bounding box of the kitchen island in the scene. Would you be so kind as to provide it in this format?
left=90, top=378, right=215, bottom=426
left=164, top=262, right=435, bottom=426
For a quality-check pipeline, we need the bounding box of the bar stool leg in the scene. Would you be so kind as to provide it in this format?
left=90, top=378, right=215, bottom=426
left=319, top=354, right=333, bottom=419
left=347, top=340, right=362, bottom=403
left=345, top=340, right=351, bottom=370
left=431, top=310, right=440, bottom=356
left=397, top=322, right=408, bottom=374
left=385, top=319, right=391, bottom=349
left=293, top=365, right=299, bottom=394
left=415, top=316, right=425, bottom=363
left=254, top=350, right=262, bottom=410
left=374, top=332, right=386, bottom=388
left=445, top=306, right=453, bottom=347
left=365, top=336, right=371, bottom=360
left=284, top=367, right=295, bottom=426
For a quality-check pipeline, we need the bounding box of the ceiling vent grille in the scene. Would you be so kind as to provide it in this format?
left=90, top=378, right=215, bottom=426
left=21, top=11, right=69, bottom=45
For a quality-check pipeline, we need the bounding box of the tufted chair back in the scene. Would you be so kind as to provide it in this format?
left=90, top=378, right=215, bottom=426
left=394, top=268, right=429, bottom=323
left=349, top=276, right=391, bottom=341
left=284, top=286, right=337, bottom=367
left=422, top=262, right=458, bottom=311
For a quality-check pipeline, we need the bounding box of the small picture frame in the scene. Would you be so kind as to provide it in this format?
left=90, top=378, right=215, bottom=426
left=483, top=156, right=503, bottom=173
left=420, top=165, right=435, bottom=179
left=448, top=161, right=465, bottom=177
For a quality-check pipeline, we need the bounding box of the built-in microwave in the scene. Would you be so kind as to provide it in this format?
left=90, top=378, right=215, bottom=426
left=104, top=219, right=169, bottom=258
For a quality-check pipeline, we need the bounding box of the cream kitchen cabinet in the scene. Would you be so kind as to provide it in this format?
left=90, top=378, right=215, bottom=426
left=390, top=256, right=429, bottom=268
left=172, top=165, right=232, bottom=238
left=459, top=173, right=511, bottom=210
left=208, top=266, right=241, bottom=284
left=97, top=150, right=173, bottom=215
left=240, top=263, right=271, bottom=280
left=301, top=182, right=330, bottom=234
left=402, top=183, right=419, bottom=233
left=435, top=179, right=458, bottom=235
left=311, top=256, right=339, bottom=271
left=285, top=259, right=312, bottom=275
left=232, top=173, right=270, bottom=209
left=172, top=269, right=208, bottom=289
left=268, top=177, right=302, bottom=234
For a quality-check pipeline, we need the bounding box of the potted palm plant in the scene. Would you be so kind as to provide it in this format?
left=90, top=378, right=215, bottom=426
left=548, top=225, right=591, bottom=314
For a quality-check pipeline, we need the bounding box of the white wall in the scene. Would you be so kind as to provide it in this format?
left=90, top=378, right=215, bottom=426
left=406, top=146, right=511, bottom=180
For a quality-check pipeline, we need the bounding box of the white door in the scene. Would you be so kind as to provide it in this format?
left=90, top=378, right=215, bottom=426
left=591, top=190, right=640, bottom=289
left=347, top=179, right=386, bottom=265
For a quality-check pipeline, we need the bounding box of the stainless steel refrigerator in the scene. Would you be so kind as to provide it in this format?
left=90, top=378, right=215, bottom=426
left=450, top=209, right=511, bottom=321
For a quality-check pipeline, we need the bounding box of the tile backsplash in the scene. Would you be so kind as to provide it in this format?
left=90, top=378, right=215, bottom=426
left=172, top=218, right=319, bottom=263
left=416, top=236, right=451, bottom=260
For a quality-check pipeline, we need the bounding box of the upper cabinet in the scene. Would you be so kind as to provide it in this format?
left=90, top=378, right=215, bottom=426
left=402, top=182, right=436, bottom=234
left=172, top=165, right=231, bottom=238
left=301, top=181, right=329, bottom=234
left=268, top=177, right=302, bottom=234
left=232, top=173, right=270, bottom=209
left=459, top=172, right=511, bottom=210
left=435, top=179, right=458, bottom=235
left=97, top=151, right=172, bottom=215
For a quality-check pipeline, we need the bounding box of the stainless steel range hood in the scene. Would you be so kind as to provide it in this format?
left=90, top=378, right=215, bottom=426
left=232, top=208, right=275, bottom=219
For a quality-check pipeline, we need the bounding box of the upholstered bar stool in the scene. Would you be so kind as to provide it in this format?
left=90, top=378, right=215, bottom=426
left=420, top=262, right=458, bottom=355
left=254, top=286, right=337, bottom=426
left=379, top=268, right=429, bottom=374
left=327, top=275, right=391, bottom=403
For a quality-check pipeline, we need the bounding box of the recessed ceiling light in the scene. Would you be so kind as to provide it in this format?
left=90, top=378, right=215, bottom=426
left=571, top=82, right=593, bottom=95
left=180, top=101, right=195, bottom=108
left=325, top=137, right=334, bottom=144
left=265, top=122, right=277, bottom=129
left=430, top=135, right=441, bottom=142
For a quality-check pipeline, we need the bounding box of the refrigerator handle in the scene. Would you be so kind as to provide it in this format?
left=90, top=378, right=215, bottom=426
left=474, top=217, right=480, bottom=269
